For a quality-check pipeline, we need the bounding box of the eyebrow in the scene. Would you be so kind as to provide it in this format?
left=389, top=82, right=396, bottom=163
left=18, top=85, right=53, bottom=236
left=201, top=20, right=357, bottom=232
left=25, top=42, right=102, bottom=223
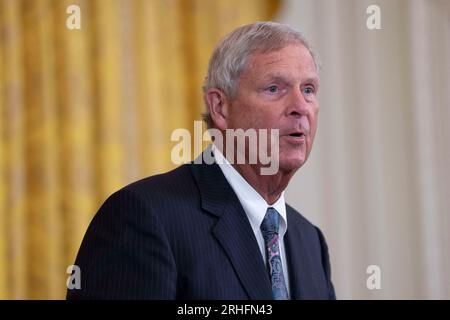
left=262, top=74, right=320, bottom=85
left=304, top=76, right=320, bottom=83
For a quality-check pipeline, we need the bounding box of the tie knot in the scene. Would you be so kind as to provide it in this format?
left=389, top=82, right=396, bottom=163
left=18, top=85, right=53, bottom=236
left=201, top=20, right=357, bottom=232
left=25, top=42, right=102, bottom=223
left=260, top=207, right=280, bottom=239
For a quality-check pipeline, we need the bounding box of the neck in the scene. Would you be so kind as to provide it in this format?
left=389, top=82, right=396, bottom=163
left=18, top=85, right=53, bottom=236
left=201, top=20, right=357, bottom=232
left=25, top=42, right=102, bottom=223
left=215, top=142, right=295, bottom=204
left=232, top=163, right=294, bottom=205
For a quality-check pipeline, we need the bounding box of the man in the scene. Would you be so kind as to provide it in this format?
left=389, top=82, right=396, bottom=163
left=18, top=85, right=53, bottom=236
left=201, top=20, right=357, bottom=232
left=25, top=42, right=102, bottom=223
left=67, top=21, right=335, bottom=300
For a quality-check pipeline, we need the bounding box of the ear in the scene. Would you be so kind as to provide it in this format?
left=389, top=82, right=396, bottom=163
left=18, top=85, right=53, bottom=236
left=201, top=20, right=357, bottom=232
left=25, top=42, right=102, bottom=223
left=204, top=88, right=230, bottom=130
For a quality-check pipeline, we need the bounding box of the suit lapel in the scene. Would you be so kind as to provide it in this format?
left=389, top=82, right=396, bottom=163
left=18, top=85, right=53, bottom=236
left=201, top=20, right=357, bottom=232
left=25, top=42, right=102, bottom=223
left=284, top=208, right=321, bottom=299
left=190, top=148, right=272, bottom=300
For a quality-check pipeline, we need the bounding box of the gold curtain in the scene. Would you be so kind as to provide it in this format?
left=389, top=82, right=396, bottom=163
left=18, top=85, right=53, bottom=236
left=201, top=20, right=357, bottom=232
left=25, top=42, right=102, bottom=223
left=0, top=0, right=280, bottom=300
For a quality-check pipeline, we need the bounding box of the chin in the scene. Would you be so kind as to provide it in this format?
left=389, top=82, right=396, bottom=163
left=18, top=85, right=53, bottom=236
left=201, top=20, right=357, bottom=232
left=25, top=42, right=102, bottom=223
left=279, top=156, right=306, bottom=173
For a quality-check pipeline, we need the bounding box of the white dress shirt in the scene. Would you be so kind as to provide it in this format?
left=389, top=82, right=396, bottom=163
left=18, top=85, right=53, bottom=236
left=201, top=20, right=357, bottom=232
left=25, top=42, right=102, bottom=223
left=212, top=144, right=290, bottom=297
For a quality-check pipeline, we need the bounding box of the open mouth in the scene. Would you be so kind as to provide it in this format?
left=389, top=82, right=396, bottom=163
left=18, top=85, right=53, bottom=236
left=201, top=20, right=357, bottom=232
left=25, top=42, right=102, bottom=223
left=288, top=133, right=304, bottom=138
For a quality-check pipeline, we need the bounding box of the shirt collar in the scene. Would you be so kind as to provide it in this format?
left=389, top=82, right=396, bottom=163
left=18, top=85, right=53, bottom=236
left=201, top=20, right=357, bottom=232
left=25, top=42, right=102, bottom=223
left=212, top=144, right=287, bottom=236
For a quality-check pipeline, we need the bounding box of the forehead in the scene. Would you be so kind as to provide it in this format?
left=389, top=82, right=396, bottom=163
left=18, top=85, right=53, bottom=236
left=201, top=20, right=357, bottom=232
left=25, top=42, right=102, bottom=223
left=242, top=44, right=318, bottom=82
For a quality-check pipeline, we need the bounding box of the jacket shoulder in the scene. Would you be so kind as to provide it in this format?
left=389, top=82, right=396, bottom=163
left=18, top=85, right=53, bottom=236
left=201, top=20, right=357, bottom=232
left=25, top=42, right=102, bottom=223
left=102, top=163, right=199, bottom=208
left=123, top=164, right=195, bottom=196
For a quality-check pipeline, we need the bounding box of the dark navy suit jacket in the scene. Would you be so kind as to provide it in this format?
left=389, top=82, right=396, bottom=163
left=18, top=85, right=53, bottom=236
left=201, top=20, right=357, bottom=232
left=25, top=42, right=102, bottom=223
left=67, top=150, right=336, bottom=300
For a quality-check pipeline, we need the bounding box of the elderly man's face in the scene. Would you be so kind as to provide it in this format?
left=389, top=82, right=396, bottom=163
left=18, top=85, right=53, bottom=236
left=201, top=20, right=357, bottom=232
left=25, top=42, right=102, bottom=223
left=227, top=44, right=319, bottom=173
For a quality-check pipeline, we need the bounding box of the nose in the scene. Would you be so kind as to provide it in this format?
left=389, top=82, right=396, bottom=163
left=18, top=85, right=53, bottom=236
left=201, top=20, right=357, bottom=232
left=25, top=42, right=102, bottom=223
left=286, top=87, right=309, bottom=118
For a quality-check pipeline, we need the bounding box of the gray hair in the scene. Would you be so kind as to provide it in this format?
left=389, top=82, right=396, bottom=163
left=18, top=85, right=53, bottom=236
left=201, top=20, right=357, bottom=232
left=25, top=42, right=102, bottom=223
left=202, top=21, right=320, bottom=128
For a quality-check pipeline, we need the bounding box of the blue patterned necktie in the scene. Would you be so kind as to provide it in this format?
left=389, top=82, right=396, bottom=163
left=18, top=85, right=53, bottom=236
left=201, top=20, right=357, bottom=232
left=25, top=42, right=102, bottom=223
left=260, top=207, right=289, bottom=300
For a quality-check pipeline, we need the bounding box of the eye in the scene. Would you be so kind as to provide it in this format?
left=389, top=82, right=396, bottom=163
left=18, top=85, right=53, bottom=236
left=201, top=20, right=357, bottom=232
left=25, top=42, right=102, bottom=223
left=266, top=85, right=279, bottom=93
left=303, top=86, right=315, bottom=95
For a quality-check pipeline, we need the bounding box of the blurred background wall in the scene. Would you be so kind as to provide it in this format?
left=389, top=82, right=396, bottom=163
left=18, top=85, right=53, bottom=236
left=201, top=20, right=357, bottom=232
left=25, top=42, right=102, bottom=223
left=0, top=0, right=449, bottom=299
